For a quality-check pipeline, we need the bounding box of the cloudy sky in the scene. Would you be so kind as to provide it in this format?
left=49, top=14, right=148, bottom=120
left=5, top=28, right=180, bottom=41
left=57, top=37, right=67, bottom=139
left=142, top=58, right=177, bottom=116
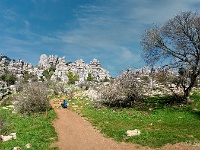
left=0, top=0, right=199, bottom=76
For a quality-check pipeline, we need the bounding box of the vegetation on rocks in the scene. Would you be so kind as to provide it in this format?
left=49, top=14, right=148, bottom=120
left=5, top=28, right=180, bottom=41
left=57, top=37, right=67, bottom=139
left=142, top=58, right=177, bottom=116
left=23, top=71, right=38, bottom=83
left=66, top=71, right=79, bottom=84
left=0, top=72, right=17, bottom=86
left=42, top=65, right=56, bottom=80
left=86, top=73, right=93, bottom=81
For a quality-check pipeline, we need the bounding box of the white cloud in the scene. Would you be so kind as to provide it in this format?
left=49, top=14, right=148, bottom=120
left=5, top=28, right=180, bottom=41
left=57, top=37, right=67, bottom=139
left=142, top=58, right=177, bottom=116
left=125, top=0, right=200, bottom=25
left=24, top=20, right=31, bottom=29
left=120, top=47, right=140, bottom=62
left=3, top=9, right=18, bottom=21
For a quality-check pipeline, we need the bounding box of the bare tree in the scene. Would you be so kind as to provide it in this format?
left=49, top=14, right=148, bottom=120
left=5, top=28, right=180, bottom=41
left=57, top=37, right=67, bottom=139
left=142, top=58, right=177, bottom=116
left=141, top=11, right=200, bottom=102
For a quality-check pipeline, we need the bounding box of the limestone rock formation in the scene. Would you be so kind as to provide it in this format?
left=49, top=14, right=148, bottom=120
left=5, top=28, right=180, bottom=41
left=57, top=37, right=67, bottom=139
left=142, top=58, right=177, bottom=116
left=0, top=53, right=112, bottom=99
left=38, top=54, right=111, bottom=82
left=0, top=53, right=111, bottom=86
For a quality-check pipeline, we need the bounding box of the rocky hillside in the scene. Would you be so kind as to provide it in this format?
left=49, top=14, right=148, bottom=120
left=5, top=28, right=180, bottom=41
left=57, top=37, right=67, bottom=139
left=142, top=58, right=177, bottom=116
left=0, top=53, right=111, bottom=99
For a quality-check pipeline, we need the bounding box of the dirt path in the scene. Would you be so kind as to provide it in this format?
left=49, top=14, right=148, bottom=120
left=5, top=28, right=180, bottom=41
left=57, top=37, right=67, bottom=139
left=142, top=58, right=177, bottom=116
left=50, top=98, right=200, bottom=150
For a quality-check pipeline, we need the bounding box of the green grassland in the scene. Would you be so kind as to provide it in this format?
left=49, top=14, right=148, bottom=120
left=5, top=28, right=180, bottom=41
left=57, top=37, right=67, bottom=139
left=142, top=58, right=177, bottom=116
left=0, top=107, right=58, bottom=150
left=69, top=90, right=200, bottom=148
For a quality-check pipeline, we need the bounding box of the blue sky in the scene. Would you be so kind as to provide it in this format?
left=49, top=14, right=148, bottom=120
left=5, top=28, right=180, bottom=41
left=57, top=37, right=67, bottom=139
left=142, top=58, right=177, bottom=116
left=0, top=0, right=199, bottom=77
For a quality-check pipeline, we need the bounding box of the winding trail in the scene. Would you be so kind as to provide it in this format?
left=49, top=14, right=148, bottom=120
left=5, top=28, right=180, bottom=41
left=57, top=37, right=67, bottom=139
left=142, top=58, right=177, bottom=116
left=50, top=98, right=200, bottom=150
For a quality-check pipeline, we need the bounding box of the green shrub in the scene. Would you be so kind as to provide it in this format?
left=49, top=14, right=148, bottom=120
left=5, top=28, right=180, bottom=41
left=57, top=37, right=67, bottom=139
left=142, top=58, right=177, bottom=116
left=49, top=65, right=56, bottom=72
left=87, top=73, right=93, bottom=81
left=0, top=74, right=6, bottom=81
left=0, top=89, right=7, bottom=93
left=23, top=71, right=38, bottom=83
left=0, top=73, right=16, bottom=85
left=41, top=65, right=56, bottom=81
left=42, top=70, right=52, bottom=80
left=103, top=76, right=109, bottom=82
left=66, top=71, right=79, bottom=84
left=66, top=61, right=72, bottom=65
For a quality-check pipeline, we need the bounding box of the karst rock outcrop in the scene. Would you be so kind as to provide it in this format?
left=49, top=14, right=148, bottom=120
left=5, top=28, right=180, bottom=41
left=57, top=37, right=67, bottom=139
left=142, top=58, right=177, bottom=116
left=0, top=53, right=111, bottom=84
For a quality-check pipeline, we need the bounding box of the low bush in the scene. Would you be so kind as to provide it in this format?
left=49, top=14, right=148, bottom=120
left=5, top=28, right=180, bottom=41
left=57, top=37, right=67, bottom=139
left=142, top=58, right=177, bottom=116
left=23, top=71, right=38, bottom=83
left=78, top=81, right=91, bottom=90
left=0, top=73, right=17, bottom=86
left=47, top=81, right=66, bottom=96
left=14, top=80, right=24, bottom=93
left=86, top=73, right=93, bottom=81
left=0, top=89, right=7, bottom=93
left=13, top=82, right=50, bottom=114
left=66, top=71, right=79, bottom=84
left=100, top=70, right=145, bottom=108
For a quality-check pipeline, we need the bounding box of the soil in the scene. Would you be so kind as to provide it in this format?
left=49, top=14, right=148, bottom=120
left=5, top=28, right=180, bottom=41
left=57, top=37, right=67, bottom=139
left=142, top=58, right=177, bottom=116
left=50, top=98, right=200, bottom=150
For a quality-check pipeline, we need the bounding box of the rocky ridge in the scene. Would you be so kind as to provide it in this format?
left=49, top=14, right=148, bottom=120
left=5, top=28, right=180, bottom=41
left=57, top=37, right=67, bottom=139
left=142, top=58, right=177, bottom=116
left=1, top=53, right=111, bottom=82
left=38, top=54, right=110, bottom=82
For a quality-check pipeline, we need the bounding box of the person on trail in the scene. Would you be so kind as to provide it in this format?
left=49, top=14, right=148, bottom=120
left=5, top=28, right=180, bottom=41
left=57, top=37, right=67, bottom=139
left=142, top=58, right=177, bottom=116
left=65, top=90, right=68, bottom=96
left=61, top=100, right=68, bottom=108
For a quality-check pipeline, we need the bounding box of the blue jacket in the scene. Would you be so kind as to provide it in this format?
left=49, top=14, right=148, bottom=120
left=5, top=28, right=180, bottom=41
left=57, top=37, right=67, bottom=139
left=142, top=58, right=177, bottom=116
left=63, top=101, right=68, bottom=107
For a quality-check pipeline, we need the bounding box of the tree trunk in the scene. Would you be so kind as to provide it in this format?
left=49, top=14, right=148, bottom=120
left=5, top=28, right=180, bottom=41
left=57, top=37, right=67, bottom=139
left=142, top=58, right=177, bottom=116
left=184, top=88, right=192, bottom=103
left=183, top=73, right=198, bottom=103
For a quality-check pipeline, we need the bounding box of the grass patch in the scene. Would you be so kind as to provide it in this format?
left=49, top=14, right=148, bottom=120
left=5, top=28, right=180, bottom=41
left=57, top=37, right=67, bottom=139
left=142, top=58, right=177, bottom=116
left=69, top=90, right=200, bottom=148
left=0, top=106, right=58, bottom=150
left=190, top=90, right=200, bottom=111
